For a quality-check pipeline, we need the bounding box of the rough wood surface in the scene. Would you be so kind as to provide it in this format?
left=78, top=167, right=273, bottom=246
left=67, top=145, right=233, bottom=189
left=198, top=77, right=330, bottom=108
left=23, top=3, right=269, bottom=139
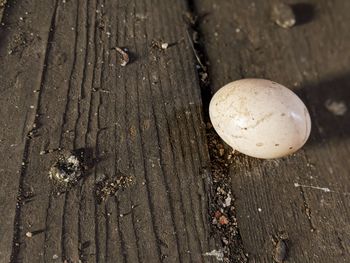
left=2, top=0, right=350, bottom=262
left=0, top=0, right=218, bottom=262
left=0, top=0, right=58, bottom=261
left=195, top=0, right=350, bottom=262
left=0, top=0, right=6, bottom=22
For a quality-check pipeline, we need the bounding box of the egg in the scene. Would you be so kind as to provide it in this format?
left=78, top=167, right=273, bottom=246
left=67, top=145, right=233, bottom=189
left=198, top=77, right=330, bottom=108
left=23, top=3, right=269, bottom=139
left=209, top=79, right=311, bottom=159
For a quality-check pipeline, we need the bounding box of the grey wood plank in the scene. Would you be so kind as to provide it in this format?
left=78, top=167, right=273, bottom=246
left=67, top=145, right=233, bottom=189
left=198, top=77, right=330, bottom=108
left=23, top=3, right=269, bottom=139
left=195, top=0, right=350, bottom=262
left=0, top=1, right=57, bottom=262
left=0, top=0, right=218, bottom=262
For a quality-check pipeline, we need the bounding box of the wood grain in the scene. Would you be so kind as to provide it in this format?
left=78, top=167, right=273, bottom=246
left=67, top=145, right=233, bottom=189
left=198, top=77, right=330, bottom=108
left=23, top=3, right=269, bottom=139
left=0, top=0, right=218, bottom=262
left=195, top=0, right=350, bottom=262
left=0, top=0, right=58, bottom=261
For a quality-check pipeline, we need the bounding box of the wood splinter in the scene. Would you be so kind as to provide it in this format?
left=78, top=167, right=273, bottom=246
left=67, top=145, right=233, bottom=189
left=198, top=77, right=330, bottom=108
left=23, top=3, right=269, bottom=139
left=113, top=47, right=129, bottom=67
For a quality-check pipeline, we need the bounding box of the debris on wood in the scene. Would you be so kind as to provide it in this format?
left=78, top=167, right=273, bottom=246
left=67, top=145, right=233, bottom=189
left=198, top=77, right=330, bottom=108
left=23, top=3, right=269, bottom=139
left=7, top=32, right=31, bottom=55
left=40, top=148, right=62, bottom=155
left=219, top=215, right=229, bottom=225
left=271, top=2, right=296, bottom=29
left=161, top=42, right=169, bottom=50
left=203, top=249, right=224, bottom=261
left=183, top=11, right=198, bottom=26
left=151, top=39, right=162, bottom=49
left=224, top=194, right=232, bottom=207
left=49, top=150, right=86, bottom=187
left=113, top=47, right=129, bottom=66
left=274, top=239, right=287, bottom=262
left=96, top=174, right=135, bottom=202
left=185, top=8, right=245, bottom=261
left=25, top=232, right=33, bottom=238
left=206, top=124, right=248, bottom=263
left=186, top=28, right=206, bottom=70
left=151, top=39, right=171, bottom=50
left=294, top=182, right=331, bottom=193
left=324, top=99, right=347, bottom=116
left=200, top=72, right=208, bottom=83
left=272, top=233, right=288, bottom=262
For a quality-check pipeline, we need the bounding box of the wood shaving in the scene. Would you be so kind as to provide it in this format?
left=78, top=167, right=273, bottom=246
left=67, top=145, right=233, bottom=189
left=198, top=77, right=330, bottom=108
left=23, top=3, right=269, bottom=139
left=114, top=47, right=129, bottom=66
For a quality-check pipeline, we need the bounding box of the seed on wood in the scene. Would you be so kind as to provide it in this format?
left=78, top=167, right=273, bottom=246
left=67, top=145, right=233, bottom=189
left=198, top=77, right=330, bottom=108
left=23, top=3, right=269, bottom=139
left=274, top=239, right=287, bottom=262
left=113, top=47, right=129, bottom=67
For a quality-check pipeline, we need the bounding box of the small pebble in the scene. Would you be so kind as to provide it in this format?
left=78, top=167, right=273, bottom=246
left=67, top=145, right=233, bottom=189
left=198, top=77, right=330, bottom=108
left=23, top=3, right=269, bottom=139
left=26, top=232, right=32, bottom=238
left=161, top=43, right=169, bottom=49
left=52, top=254, right=59, bottom=260
left=271, top=2, right=296, bottom=29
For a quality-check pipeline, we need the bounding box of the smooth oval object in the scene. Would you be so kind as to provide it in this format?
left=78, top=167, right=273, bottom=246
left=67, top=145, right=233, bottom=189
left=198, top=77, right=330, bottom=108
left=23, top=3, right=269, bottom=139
left=209, top=79, right=311, bottom=159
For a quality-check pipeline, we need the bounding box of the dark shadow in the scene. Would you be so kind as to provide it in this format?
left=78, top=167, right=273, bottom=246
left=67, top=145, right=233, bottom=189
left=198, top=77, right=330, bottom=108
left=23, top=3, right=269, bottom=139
left=80, top=240, right=91, bottom=250
left=124, top=49, right=137, bottom=64
left=291, top=3, right=315, bottom=26
left=72, top=147, right=95, bottom=169
left=31, top=229, right=46, bottom=236
left=295, top=74, right=350, bottom=146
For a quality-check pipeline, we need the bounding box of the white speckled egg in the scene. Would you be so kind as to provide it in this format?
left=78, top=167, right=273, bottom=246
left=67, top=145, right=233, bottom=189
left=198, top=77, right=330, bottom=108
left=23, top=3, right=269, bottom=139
left=209, top=79, right=311, bottom=159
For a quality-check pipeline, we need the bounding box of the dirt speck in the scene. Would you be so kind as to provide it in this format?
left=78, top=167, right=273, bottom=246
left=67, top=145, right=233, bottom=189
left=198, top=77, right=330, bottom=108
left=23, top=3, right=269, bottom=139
left=96, top=174, right=135, bottom=202
left=324, top=99, right=347, bottom=116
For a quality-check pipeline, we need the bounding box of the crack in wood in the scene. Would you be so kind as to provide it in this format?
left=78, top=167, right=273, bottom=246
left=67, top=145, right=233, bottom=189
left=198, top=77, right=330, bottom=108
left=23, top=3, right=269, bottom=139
left=299, top=187, right=316, bottom=232
left=9, top=1, right=60, bottom=262
left=185, top=0, right=247, bottom=262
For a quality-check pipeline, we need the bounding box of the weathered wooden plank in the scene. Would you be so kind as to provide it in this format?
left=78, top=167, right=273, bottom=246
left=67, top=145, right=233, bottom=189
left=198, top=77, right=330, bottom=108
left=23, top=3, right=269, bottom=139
left=0, top=1, right=58, bottom=262
left=0, top=0, right=218, bottom=262
left=195, top=0, right=350, bottom=261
